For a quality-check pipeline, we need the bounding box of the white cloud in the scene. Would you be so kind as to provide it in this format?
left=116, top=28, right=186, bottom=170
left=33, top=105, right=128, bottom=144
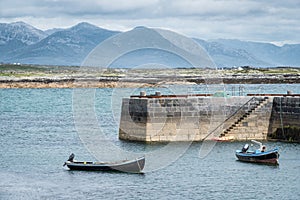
left=0, top=0, right=299, bottom=44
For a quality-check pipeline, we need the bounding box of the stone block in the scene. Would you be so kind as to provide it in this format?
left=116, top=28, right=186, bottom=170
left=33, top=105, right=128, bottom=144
left=175, top=134, right=189, bottom=141
left=193, top=134, right=203, bottom=141
left=188, top=129, right=199, bottom=137
left=153, top=112, right=168, bottom=118
left=159, top=135, right=168, bottom=141
left=147, top=123, right=165, bottom=131
left=147, top=116, right=166, bottom=124
left=176, top=129, right=188, bottom=136
left=150, top=135, right=160, bottom=141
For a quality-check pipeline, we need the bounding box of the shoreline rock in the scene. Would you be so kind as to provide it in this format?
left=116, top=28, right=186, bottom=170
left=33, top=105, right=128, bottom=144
left=0, top=76, right=299, bottom=88
left=1, top=66, right=299, bottom=88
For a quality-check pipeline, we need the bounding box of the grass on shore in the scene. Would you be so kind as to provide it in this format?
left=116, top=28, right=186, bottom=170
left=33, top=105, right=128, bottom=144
left=0, top=63, right=299, bottom=78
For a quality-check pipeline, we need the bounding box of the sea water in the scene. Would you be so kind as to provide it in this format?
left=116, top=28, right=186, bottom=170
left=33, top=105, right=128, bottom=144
left=0, top=84, right=300, bottom=199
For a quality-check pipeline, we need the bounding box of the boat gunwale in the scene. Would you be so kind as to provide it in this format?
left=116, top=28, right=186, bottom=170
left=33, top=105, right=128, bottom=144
left=65, top=156, right=145, bottom=169
left=65, top=156, right=145, bottom=173
left=235, top=148, right=279, bottom=157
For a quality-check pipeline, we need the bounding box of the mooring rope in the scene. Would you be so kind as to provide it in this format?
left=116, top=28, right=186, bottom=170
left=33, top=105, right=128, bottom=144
left=279, top=97, right=286, bottom=140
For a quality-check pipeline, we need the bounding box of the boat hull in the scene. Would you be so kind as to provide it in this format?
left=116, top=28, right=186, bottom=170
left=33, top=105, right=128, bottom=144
left=235, top=149, right=279, bottom=165
left=66, top=157, right=145, bottom=173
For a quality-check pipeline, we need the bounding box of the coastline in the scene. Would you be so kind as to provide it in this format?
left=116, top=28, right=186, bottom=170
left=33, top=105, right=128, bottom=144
left=0, top=79, right=153, bottom=88
left=1, top=65, right=299, bottom=88
left=1, top=76, right=300, bottom=88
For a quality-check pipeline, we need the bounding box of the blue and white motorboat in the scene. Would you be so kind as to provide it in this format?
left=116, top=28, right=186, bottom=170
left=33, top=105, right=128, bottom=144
left=235, top=140, right=279, bottom=165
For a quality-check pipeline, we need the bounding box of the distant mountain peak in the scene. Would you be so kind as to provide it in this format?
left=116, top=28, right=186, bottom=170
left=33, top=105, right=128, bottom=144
left=10, top=21, right=29, bottom=26
left=77, top=22, right=95, bottom=26
left=0, top=21, right=47, bottom=46
left=134, top=26, right=149, bottom=29
left=9, top=21, right=39, bottom=30
left=70, top=22, right=100, bottom=31
left=10, top=21, right=26, bottom=25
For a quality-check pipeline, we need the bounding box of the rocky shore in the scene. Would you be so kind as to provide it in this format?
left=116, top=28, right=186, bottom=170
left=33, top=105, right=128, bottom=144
left=0, top=64, right=299, bottom=88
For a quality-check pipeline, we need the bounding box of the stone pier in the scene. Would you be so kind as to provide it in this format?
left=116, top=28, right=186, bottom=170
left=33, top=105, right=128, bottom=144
left=119, top=93, right=300, bottom=142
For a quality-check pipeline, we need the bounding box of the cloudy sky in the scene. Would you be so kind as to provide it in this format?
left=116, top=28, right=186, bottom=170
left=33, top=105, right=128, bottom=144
left=0, top=0, right=299, bottom=45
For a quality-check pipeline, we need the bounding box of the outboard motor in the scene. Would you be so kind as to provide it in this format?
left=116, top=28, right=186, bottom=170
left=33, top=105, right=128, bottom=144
left=67, top=153, right=75, bottom=162
left=261, top=145, right=266, bottom=152
left=63, top=153, right=75, bottom=167
left=242, top=144, right=249, bottom=153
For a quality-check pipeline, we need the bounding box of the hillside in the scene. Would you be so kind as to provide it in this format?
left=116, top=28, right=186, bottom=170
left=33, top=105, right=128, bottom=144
left=0, top=21, right=299, bottom=67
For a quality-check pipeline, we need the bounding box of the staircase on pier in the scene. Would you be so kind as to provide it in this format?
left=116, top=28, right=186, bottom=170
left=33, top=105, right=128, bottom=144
left=204, top=96, right=273, bottom=141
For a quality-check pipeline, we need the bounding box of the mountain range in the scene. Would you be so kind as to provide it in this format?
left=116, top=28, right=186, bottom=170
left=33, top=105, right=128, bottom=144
left=0, top=21, right=299, bottom=68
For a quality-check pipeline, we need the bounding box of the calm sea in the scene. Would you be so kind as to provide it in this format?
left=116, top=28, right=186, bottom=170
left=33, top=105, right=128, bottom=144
left=0, top=84, right=300, bottom=199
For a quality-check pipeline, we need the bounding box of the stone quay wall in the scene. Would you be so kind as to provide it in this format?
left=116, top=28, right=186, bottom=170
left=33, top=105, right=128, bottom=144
left=118, top=94, right=293, bottom=142
left=268, top=97, right=300, bottom=140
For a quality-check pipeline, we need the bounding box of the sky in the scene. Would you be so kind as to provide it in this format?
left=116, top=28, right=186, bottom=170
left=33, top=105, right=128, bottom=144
left=0, top=0, right=299, bottom=45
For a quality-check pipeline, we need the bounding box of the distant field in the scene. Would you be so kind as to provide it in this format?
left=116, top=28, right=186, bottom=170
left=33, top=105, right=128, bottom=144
left=0, top=64, right=79, bottom=73
left=0, top=64, right=121, bottom=77
left=1, top=63, right=299, bottom=77
left=0, top=64, right=299, bottom=88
